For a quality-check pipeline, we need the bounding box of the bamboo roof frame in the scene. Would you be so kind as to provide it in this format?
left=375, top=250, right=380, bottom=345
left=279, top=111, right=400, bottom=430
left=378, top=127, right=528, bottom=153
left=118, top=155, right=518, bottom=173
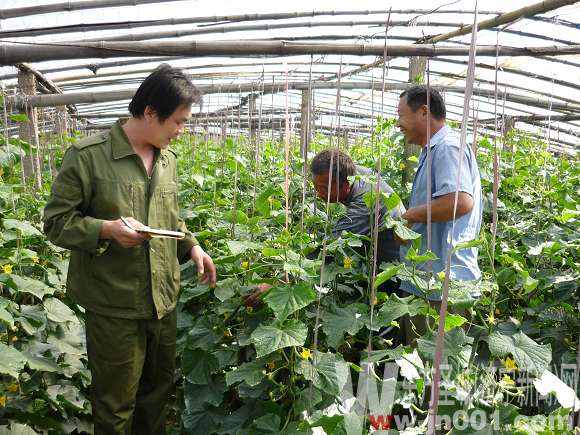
left=8, top=80, right=580, bottom=112
left=321, top=0, right=579, bottom=82
left=1, top=0, right=579, bottom=151
left=1, top=40, right=580, bottom=65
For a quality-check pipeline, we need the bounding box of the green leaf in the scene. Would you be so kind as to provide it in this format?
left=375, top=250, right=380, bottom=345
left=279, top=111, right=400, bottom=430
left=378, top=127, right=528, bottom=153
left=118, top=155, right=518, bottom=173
left=381, top=191, right=401, bottom=210
left=444, top=313, right=467, bottom=332
left=362, top=191, right=376, bottom=209
left=0, top=296, right=15, bottom=328
left=374, top=264, right=403, bottom=289
left=184, top=378, right=227, bottom=409
left=377, top=294, right=427, bottom=327
left=226, top=240, right=262, bottom=255
left=188, top=316, right=222, bottom=350
left=250, top=414, right=281, bottom=434
left=487, top=330, right=551, bottom=377
left=262, top=283, right=316, bottom=321
left=223, top=210, right=248, bottom=225
left=417, top=328, right=472, bottom=366
left=0, top=343, right=27, bottom=378
left=295, top=352, right=349, bottom=396
left=304, top=415, right=346, bottom=434
left=182, top=349, right=219, bottom=384
left=407, top=155, right=419, bottom=163
left=256, top=186, right=279, bottom=216
left=47, top=384, right=87, bottom=411
left=24, top=353, right=61, bottom=373
left=213, top=277, right=237, bottom=302
left=405, top=247, right=438, bottom=262
left=225, top=360, right=265, bottom=387
left=261, top=247, right=281, bottom=257
left=3, top=219, right=42, bottom=237
left=560, top=208, right=580, bottom=223
left=250, top=319, right=308, bottom=358
left=520, top=271, right=539, bottom=294
left=10, top=275, right=55, bottom=300
left=391, top=220, right=421, bottom=241
left=10, top=114, right=29, bottom=123
left=43, top=297, right=78, bottom=323
left=321, top=303, right=368, bottom=348
left=453, top=238, right=481, bottom=251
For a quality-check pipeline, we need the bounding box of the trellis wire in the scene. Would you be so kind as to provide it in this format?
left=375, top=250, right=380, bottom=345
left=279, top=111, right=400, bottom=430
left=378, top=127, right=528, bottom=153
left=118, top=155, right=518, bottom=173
left=308, top=58, right=343, bottom=416
left=427, top=1, right=479, bottom=432
left=365, top=7, right=392, bottom=428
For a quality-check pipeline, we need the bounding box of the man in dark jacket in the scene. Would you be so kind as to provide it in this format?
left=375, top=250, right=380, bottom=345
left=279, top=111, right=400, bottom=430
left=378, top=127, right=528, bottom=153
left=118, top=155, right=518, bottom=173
left=310, top=148, right=405, bottom=268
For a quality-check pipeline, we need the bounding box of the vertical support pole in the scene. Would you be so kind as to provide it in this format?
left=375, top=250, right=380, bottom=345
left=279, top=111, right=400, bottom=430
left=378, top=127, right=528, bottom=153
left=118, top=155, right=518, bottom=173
left=300, top=89, right=312, bottom=158
left=402, top=57, right=427, bottom=187
left=503, top=115, right=515, bottom=142
left=248, top=93, right=257, bottom=145
left=342, top=128, right=349, bottom=149
left=17, top=69, right=42, bottom=190
left=55, top=106, right=67, bottom=138
left=52, top=106, right=68, bottom=175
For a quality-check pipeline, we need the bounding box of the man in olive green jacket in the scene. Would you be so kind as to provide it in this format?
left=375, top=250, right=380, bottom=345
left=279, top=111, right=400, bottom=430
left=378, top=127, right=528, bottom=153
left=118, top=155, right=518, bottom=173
left=43, top=64, right=216, bottom=435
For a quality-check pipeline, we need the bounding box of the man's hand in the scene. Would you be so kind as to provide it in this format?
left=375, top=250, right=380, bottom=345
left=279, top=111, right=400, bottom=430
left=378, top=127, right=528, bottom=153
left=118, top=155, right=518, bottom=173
left=100, top=217, right=149, bottom=248
left=191, top=245, right=217, bottom=286
left=243, top=283, right=273, bottom=308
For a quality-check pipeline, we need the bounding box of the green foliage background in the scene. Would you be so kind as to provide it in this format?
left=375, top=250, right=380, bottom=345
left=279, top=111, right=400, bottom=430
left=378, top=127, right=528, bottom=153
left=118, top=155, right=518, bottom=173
left=0, top=121, right=578, bottom=434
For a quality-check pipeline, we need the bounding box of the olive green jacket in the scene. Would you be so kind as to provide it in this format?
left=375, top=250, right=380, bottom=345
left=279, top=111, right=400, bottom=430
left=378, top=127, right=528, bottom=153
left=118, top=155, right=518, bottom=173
left=43, top=121, right=198, bottom=319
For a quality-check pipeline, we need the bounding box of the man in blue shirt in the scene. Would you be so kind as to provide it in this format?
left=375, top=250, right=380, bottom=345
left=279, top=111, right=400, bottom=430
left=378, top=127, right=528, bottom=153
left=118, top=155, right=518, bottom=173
left=397, top=86, right=482, bottom=340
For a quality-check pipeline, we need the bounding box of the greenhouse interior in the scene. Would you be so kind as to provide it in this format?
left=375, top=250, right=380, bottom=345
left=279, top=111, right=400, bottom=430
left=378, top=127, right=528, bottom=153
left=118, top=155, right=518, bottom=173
left=0, top=0, right=579, bottom=434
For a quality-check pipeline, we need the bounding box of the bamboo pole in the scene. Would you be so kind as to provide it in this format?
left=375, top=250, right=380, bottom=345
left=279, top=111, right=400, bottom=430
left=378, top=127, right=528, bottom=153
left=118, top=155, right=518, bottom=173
left=8, top=80, right=580, bottom=114
left=4, top=6, right=574, bottom=39
left=425, top=0, right=578, bottom=44
left=43, top=62, right=580, bottom=112
left=0, top=9, right=505, bottom=38
left=79, top=19, right=466, bottom=43
left=0, top=0, right=188, bottom=19
left=17, top=70, right=42, bottom=190
left=479, top=112, right=580, bottom=124
left=330, top=0, right=579, bottom=80
left=402, top=56, right=426, bottom=186
left=1, top=40, right=580, bottom=65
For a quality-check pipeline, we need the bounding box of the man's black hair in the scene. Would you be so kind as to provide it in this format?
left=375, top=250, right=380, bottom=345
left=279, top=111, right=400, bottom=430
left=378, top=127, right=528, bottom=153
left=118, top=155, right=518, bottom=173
left=129, top=63, right=202, bottom=122
left=400, top=85, right=446, bottom=120
left=310, top=148, right=356, bottom=185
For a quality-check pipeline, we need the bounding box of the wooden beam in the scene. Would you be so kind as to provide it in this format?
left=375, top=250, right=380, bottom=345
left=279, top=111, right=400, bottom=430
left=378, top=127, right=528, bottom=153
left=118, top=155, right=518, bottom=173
left=1, top=40, right=580, bottom=65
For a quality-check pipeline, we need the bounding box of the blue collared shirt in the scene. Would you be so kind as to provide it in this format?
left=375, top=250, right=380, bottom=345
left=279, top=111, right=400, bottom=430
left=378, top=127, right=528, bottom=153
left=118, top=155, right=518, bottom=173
left=400, top=126, right=483, bottom=299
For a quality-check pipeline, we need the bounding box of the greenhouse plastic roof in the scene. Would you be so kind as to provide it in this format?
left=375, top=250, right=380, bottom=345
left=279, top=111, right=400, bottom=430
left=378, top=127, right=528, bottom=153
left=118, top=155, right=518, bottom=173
left=0, top=0, right=579, bottom=152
